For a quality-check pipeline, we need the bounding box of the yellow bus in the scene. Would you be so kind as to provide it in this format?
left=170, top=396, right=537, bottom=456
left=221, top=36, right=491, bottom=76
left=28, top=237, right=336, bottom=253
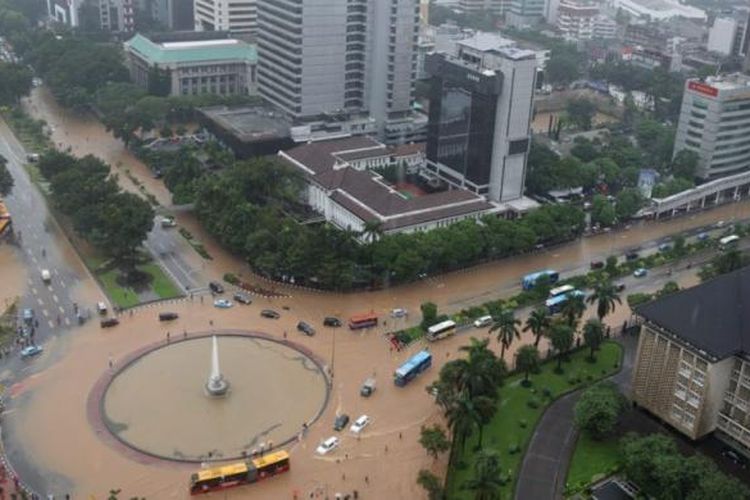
left=190, top=450, right=290, bottom=495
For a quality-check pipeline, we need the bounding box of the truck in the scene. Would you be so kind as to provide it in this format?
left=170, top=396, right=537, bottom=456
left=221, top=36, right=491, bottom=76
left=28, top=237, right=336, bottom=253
left=360, top=378, right=376, bottom=397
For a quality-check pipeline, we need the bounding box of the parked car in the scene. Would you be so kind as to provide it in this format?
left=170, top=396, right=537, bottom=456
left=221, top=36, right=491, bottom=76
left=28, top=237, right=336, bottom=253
left=350, top=415, right=371, bottom=434
left=633, top=268, right=647, bottom=278
left=615, top=283, right=626, bottom=292
left=297, top=321, right=316, bottom=336
left=261, top=309, right=280, bottom=319
left=41, top=269, right=51, bottom=283
left=697, top=232, right=709, bottom=241
left=100, top=318, right=120, bottom=328
left=323, top=316, right=342, bottom=327
left=473, top=315, right=492, bottom=328
left=209, top=281, right=224, bottom=294
left=22, top=308, right=34, bottom=324
left=360, top=377, right=376, bottom=397
left=20, top=345, right=43, bottom=358
left=233, top=292, right=252, bottom=305
left=97, top=302, right=108, bottom=315
left=152, top=169, right=163, bottom=179
left=159, top=312, right=179, bottom=321
left=316, top=436, right=340, bottom=455
left=722, top=447, right=748, bottom=468
left=590, top=260, right=604, bottom=270
left=333, top=414, right=350, bottom=431
left=390, top=308, right=408, bottom=318
left=26, top=153, right=39, bottom=162
left=213, top=299, right=233, bottom=309
left=658, top=243, right=672, bottom=252
left=625, top=251, right=640, bottom=261
left=160, top=216, right=176, bottom=228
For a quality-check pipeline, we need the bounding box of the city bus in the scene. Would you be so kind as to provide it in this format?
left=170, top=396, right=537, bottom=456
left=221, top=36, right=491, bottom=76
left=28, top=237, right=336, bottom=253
left=548, top=284, right=575, bottom=298
left=545, top=290, right=585, bottom=314
left=348, top=312, right=378, bottom=330
left=426, top=320, right=456, bottom=342
left=521, top=270, right=560, bottom=290
left=719, top=234, right=740, bottom=250
left=190, top=450, right=290, bottom=495
left=394, top=350, right=432, bottom=387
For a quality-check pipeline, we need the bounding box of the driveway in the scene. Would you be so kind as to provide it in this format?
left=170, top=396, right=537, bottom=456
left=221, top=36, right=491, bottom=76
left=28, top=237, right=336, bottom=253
left=514, top=331, right=638, bottom=500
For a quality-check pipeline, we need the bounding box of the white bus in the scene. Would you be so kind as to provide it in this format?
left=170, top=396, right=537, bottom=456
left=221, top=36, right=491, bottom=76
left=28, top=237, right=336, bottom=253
left=548, top=284, right=575, bottom=298
left=719, top=234, right=740, bottom=250
left=427, top=320, right=457, bottom=341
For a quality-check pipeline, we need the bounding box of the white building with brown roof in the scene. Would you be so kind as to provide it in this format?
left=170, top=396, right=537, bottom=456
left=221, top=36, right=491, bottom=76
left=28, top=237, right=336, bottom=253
left=279, top=137, right=498, bottom=237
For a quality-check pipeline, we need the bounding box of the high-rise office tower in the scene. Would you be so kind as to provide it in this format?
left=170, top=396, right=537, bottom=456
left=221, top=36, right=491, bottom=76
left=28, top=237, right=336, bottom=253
left=99, top=0, right=135, bottom=32
left=673, top=74, right=750, bottom=179
left=424, top=44, right=536, bottom=203
left=150, top=0, right=194, bottom=31
left=506, top=0, right=546, bottom=28
left=194, top=0, right=256, bottom=34
left=256, top=0, right=418, bottom=134
left=46, top=0, right=82, bottom=27
left=458, top=0, right=506, bottom=15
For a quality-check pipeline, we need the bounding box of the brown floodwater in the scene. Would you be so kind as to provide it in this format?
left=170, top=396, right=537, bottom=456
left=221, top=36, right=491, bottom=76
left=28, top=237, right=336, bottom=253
left=103, top=335, right=327, bottom=462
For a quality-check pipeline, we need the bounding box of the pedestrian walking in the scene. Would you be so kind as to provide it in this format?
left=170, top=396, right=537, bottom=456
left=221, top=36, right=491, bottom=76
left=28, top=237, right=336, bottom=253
left=398, top=432, right=402, bottom=440
left=364, top=476, right=369, bottom=484
left=166, top=332, right=171, bottom=343
left=108, top=357, right=113, bottom=369
left=183, top=329, right=187, bottom=339
left=200, top=296, right=204, bottom=304
left=283, top=330, right=287, bottom=339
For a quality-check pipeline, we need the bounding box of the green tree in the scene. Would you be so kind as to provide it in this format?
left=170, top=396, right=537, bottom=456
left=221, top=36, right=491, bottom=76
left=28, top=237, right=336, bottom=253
left=419, top=425, right=451, bottom=460
left=574, top=382, right=625, bottom=439
left=524, top=307, right=550, bottom=347
left=515, top=344, right=540, bottom=383
left=446, top=393, right=495, bottom=451
left=615, top=188, right=643, bottom=220
left=549, top=322, right=574, bottom=371
left=561, top=294, right=586, bottom=329
left=421, top=301, right=438, bottom=330
left=0, top=61, right=32, bottom=105
left=457, top=337, right=507, bottom=400
left=586, top=279, right=622, bottom=321
left=463, top=449, right=503, bottom=500
left=670, top=149, right=699, bottom=180
left=89, top=192, right=155, bottom=270
left=417, top=469, right=445, bottom=500
left=546, top=51, right=581, bottom=86
left=605, top=255, right=619, bottom=276
left=490, top=307, right=521, bottom=359
left=0, top=155, right=13, bottom=196
left=700, top=248, right=748, bottom=281
left=582, top=318, right=604, bottom=361
left=591, top=194, right=616, bottom=227
left=656, top=281, right=680, bottom=297
left=566, top=97, right=596, bottom=130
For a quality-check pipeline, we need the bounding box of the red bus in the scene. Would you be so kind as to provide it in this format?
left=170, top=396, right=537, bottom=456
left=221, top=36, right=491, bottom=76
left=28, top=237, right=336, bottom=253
left=190, top=451, right=290, bottom=495
left=349, top=312, right=378, bottom=330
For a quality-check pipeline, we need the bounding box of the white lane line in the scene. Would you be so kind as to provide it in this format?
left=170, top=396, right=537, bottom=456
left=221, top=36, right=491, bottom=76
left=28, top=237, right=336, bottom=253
left=42, top=309, right=49, bottom=317
left=31, top=256, right=37, bottom=264
left=47, top=320, right=54, bottom=328
left=31, top=287, right=37, bottom=295
left=59, top=279, right=66, bottom=288
left=58, top=306, right=64, bottom=314
left=64, top=318, right=70, bottom=326
left=36, top=298, right=42, bottom=306
left=52, top=295, right=58, bottom=303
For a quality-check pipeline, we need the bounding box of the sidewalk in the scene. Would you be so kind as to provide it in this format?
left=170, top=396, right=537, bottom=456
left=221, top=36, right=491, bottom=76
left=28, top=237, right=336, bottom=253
left=514, top=332, right=638, bottom=500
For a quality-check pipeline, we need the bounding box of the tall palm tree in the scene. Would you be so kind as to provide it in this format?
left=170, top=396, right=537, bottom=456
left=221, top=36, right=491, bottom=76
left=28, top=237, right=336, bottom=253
left=586, top=280, right=622, bottom=321
left=561, top=294, right=586, bottom=329
left=490, top=308, right=521, bottom=359
left=524, top=307, right=550, bottom=347
left=549, top=322, right=575, bottom=371
left=360, top=219, right=383, bottom=243
left=516, top=344, right=540, bottom=383
left=458, top=337, right=506, bottom=400
left=446, top=393, right=476, bottom=454
left=582, top=318, right=604, bottom=361
left=463, top=449, right=504, bottom=500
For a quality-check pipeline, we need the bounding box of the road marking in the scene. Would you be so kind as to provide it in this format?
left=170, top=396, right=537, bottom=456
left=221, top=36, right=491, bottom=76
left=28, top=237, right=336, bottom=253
left=36, top=298, right=42, bottom=306
left=31, top=287, right=37, bottom=295
left=59, top=279, right=66, bottom=288
left=64, top=318, right=70, bottom=326
left=42, top=309, right=49, bottom=317
left=27, top=279, right=32, bottom=286
left=47, top=320, right=54, bottom=328
left=52, top=295, right=58, bottom=303
left=58, top=306, right=64, bottom=314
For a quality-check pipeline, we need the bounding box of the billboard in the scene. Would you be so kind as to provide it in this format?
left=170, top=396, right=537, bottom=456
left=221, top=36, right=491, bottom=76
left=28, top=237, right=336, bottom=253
left=688, top=81, right=718, bottom=97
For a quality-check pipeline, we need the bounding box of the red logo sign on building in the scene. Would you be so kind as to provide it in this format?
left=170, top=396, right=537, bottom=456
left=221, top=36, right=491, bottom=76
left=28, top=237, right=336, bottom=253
left=688, top=81, right=719, bottom=97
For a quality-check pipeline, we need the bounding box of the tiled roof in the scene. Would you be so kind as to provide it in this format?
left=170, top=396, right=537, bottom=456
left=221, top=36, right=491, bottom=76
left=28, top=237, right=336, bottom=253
left=283, top=136, right=382, bottom=174
left=124, top=33, right=257, bottom=65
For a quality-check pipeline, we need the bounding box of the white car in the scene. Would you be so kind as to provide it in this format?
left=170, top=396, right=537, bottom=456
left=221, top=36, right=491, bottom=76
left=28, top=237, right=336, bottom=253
left=473, top=315, right=492, bottom=328
left=390, top=308, right=407, bottom=318
left=213, top=299, right=233, bottom=309
left=316, top=436, right=340, bottom=455
left=350, top=415, right=371, bottom=434
left=40, top=269, right=51, bottom=283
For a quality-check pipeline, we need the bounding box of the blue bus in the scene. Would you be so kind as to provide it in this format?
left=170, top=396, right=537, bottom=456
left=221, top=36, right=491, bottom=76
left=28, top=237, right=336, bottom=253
left=545, top=290, right=585, bottom=314
left=394, top=350, right=432, bottom=387
left=521, top=270, right=560, bottom=290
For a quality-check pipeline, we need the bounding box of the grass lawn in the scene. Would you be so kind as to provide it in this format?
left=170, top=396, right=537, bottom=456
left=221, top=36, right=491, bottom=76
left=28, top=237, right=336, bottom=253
left=565, top=432, right=621, bottom=494
left=445, top=341, right=623, bottom=499
left=139, top=262, right=182, bottom=299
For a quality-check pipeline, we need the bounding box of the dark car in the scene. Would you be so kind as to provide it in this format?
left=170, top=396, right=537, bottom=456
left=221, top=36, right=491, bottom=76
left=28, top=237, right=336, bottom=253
left=333, top=414, right=350, bottom=432
left=615, top=283, right=626, bottom=292
left=159, top=312, right=179, bottom=321
left=323, top=316, right=341, bottom=327
left=261, top=309, right=280, bottom=319
left=723, top=448, right=748, bottom=468
left=590, top=260, right=604, bottom=270
left=100, top=318, right=120, bottom=328
left=233, top=292, right=252, bottom=305
left=625, top=251, right=640, bottom=261
left=297, top=321, right=316, bottom=336
left=152, top=169, right=163, bottom=179
left=209, top=281, right=224, bottom=294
